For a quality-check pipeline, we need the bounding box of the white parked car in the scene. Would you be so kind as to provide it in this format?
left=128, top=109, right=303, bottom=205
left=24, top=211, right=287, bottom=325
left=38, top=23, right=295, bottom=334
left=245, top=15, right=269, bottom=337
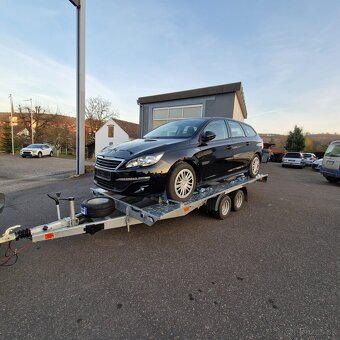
left=303, top=153, right=317, bottom=165
left=282, top=152, right=305, bottom=168
left=20, top=144, right=53, bottom=158
left=311, top=158, right=323, bottom=171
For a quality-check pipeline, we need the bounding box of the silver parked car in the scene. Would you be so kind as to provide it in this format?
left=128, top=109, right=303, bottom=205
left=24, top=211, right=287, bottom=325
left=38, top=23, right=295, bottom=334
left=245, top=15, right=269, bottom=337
left=320, top=140, right=340, bottom=183
left=303, top=153, right=317, bottom=165
left=282, top=152, right=305, bottom=168
left=20, top=144, right=53, bottom=158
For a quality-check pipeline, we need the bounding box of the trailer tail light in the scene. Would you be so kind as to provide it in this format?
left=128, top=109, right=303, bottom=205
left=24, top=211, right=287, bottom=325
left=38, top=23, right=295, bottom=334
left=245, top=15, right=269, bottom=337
left=44, top=232, right=55, bottom=240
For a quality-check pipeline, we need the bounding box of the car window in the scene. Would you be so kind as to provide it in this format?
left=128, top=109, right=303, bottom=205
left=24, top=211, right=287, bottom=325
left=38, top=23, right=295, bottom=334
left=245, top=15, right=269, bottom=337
left=228, top=121, right=246, bottom=138
left=325, top=143, right=340, bottom=157
left=241, top=123, right=257, bottom=137
left=203, top=120, right=228, bottom=140
left=144, top=119, right=204, bottom=139
left=285, top=153, right=301, bottom=158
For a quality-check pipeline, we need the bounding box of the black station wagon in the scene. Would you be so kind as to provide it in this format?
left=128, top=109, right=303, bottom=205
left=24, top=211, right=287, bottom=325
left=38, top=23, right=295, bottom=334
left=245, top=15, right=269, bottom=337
left=94, top=118, right=263, bottom=201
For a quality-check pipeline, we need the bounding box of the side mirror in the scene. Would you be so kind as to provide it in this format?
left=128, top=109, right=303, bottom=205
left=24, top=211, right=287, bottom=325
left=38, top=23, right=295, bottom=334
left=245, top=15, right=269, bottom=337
left=201, top=130, right=216, bottom=142
left=0, top=193, right=5, bottom=214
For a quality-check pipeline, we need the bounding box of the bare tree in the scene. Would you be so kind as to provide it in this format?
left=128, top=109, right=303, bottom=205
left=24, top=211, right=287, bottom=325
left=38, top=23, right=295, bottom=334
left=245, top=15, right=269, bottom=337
left=17, top=105, right=58, bottom=144
left=85, top=96, right=119, bottom=142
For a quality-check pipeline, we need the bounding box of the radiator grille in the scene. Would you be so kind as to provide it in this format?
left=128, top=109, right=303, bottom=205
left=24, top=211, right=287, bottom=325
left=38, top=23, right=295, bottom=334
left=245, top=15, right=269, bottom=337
left=95, top=156, right=123, bottom=169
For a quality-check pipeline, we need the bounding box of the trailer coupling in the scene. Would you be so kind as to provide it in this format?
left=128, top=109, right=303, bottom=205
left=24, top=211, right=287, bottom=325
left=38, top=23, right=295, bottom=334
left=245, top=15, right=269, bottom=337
left=0, top=226, right=32, bottom=244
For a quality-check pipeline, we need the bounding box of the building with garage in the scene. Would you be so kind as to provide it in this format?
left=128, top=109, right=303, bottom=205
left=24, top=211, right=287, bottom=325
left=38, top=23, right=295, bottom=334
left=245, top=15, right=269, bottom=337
left=95, top=118, right=139, bottom=156
left=137, top=82, right=248, bottom=136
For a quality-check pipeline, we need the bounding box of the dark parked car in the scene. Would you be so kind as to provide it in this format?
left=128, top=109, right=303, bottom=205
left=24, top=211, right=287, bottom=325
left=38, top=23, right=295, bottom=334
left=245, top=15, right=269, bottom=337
left=94, top=118, right=263, bottom=201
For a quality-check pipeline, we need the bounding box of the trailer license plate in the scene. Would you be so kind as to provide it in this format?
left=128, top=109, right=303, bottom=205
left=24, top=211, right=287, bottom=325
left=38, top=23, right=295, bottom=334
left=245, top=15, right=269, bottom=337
left=96, top=169, right=111, bottom=181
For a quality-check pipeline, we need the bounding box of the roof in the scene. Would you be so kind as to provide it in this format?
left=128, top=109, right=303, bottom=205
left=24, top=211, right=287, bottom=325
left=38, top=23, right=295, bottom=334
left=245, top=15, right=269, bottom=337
left=112, top=118, right=139, bottom=139
left=137, top=82, right=248, bottom=118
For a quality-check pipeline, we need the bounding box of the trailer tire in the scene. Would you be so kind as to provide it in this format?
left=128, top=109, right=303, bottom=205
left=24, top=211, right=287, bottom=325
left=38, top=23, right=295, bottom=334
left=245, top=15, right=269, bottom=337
left=213, top=194, right=232, bottom=220
left=81, top=197, right=115, bottom=218
left=230, top=189, right=245, bottom=211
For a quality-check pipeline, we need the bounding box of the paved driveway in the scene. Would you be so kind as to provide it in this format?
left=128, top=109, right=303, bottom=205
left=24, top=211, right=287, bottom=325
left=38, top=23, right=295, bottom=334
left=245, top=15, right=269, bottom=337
left=0, top=154, right=82, bottom=193
left=0, top=163, right=338, bottom=339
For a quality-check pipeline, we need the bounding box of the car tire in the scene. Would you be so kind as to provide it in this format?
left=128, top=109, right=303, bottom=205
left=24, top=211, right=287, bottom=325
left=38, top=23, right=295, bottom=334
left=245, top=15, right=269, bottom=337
left=326, top=176, right=339, bottom=183
left=38, top=152, right=42, bottom=158
left=282, top=164, right=285, bottom=168
left=248, top=154, right=260, bottom=177
left=213, top=194, right=232, bottom=220
left=50, top=151, right=53, bottom=157
left=81, top=197, right=115, bottom=218
left=22, top=155, right=26, bottom=158
left=230, top=189, right=245, bottom=211
left=166, top=162, right=196, bottom=202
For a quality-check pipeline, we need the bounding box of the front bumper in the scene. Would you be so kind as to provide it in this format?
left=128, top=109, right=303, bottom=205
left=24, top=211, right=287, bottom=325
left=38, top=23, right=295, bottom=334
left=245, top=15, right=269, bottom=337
left=94, top=161, right=170, bottom=196
left=21, top=151, right=39, bottom=157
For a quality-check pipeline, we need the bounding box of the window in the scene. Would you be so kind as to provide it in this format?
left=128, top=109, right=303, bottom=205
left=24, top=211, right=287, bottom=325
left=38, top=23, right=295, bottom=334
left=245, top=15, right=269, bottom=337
left=153, top=105, right=202, bottom=128
left=203, top=120, right=228, bottom=140
left=241, top=123, right=257, bottom=137
left=108, top=125, right=114, bottom=138
left=228, top=121, right=246, bottom=138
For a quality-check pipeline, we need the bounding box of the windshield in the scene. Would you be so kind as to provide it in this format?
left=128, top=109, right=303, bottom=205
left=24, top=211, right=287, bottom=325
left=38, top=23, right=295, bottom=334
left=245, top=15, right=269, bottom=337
left=27, top=144, right=43, bottom=148
left=144, top=119, right=205, bottom=139
left=325, top=143, right=340, bottom=157
left=303, top=154, right=312, bottom=158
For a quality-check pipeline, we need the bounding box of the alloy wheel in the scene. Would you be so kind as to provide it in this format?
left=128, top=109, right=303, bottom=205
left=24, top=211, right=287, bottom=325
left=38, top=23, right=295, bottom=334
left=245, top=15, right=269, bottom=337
left=174, top=169, right=194, bottom=199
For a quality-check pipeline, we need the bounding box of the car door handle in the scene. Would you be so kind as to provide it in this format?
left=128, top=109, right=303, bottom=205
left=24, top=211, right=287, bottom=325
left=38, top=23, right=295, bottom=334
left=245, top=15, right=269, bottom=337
left=246, top=142, right=250, bottom=146
left=226, top=145, right=232, bottom=150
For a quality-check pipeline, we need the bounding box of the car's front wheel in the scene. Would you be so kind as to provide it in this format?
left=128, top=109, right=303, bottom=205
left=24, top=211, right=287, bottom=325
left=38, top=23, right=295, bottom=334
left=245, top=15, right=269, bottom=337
left=249, top=154, right=260, bottom=177
left=166, top=162, right=196, bottom=202
left=38, top=152, right=42, bottom=158
left=49, top=151, right=53, bottom=157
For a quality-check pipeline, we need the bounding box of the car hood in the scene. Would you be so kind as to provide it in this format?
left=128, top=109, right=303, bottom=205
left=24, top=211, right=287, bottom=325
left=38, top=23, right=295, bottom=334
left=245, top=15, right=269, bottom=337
left=98, top=138, right=189, bottom=159
left=22, top=147, right=40, bottom=151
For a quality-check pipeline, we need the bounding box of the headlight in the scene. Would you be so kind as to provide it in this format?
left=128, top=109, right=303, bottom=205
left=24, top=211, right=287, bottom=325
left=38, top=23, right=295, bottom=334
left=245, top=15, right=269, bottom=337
left=125, top=153, right=164, bottom=168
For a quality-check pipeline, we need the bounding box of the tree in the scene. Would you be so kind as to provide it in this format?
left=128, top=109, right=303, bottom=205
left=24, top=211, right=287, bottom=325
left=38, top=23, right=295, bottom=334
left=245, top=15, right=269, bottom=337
left=285, top=125, right=305, bottom=151
left=85, top=96, right=119, bottom=142
left=304, top=136, right=314, bottom=151
left=0, top=121, right=13, bottom=153
left=17, top=105, right=58, bottom=143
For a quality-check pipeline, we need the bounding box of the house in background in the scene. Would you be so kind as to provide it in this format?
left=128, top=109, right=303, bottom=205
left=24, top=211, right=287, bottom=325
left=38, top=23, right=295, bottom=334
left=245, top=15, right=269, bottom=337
left=95, top=118, right=139, bottom=156
left=137, top=82, right=248, bottom=136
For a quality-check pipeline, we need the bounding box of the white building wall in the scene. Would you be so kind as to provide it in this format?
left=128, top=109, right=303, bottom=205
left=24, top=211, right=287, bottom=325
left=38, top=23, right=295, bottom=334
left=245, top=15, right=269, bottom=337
left=233, top=95, right=245, bottom=121
left=95, top=119, right=130, bottom=156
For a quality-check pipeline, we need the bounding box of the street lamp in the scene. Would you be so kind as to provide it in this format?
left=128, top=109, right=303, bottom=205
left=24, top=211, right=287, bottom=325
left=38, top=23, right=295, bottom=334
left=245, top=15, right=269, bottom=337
left=69, top=0, right=86, bottom=175
left=23, top=98, right=33, bottom=144
left=8, top=94, right=15, bottom=155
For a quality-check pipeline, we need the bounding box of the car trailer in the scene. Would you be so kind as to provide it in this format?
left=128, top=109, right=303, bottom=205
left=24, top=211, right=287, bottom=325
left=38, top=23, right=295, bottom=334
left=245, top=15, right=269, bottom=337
left=0, top=174, right=268, bottom=248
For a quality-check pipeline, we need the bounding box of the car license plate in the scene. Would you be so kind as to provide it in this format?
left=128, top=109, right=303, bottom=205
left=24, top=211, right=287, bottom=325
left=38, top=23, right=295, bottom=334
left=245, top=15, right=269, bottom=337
left=326, top=160, right=334, bottom=165
left=96, top=169, right=111, bottom=181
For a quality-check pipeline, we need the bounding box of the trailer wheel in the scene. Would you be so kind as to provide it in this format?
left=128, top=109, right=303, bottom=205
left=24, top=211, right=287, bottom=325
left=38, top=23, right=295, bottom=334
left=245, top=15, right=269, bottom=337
left=213, top=194, right=232, bottom=219
left=81, top=197, right=115, bottom=218
left=230, top=189, right=245, bottom=211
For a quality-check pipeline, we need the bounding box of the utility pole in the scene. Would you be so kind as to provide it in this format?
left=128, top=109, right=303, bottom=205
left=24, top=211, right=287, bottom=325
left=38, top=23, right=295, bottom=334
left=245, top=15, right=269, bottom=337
left=69, top=0, right=86, bottom=175
left=24, top=98, right=33, bottom=144
left=8, top=94, right=15, bottom=155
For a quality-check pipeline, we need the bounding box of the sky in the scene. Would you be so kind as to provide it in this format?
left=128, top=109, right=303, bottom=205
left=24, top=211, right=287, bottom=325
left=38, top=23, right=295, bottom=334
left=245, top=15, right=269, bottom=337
left=0, top=0, right=339, bottom=134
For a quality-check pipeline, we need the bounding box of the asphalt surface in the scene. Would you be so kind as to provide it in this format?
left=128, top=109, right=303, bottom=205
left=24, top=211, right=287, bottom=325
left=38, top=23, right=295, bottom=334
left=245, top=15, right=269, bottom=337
left=0, top=154, right=78, bottom=194
left=0, top=163, right=339, bottom=339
